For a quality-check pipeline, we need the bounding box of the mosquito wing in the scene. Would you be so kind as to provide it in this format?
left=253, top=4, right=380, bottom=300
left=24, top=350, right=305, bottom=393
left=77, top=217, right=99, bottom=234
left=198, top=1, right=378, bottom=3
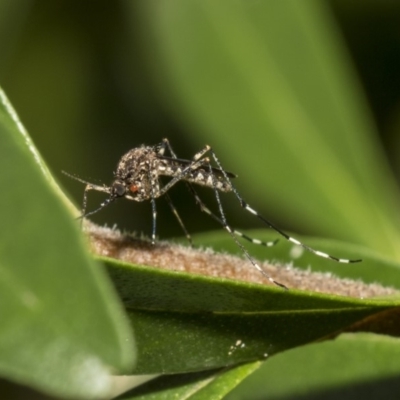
left=157, top=155, right=237, bottom=179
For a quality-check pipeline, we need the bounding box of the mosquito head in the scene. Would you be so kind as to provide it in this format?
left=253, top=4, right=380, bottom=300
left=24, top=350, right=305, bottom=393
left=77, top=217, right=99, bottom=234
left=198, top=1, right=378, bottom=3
left=111, top=179, right=127, bottom=197
left=111, top=176, right=150, bottom=202
left=82, top=180, right=129, bottom=219
left=111, top=177, right=144, bottom=199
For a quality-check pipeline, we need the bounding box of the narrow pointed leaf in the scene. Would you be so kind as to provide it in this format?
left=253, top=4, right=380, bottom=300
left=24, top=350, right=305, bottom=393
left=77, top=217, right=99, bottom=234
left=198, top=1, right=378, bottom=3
left=134, top=0, right=400, bottom=259
left=118, top=363, right=261, bottom=400
left=0, top=89, right=135, bottom=399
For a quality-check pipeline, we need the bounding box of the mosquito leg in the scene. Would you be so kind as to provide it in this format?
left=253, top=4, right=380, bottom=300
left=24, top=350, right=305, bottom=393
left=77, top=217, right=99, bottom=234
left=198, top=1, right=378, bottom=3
left=61, top=171, right=113, bottom=223
left=82, top=184, right=90, bottom=222
left=155, top=139, right=168, bottom=156
left=159, top=139, right=276, bottom=247
left=78, top=185, right=115, bottom=220
left=160, top=137, right=178, bottom=158
left=208, top=148, right=361, bottom=264
left=156, top=139, right=192, bottom=245
left=186, top=184, right=277, bottom=247
left=164, top=192, right=193, bottom=245
left=205, top=160, right=287, bottom=289
left=148, top=166, right=158, bottom=245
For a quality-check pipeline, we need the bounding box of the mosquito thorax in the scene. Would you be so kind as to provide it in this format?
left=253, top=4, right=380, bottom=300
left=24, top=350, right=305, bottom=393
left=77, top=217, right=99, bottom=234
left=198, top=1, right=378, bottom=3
left=115, top=146, right=155, bottom=179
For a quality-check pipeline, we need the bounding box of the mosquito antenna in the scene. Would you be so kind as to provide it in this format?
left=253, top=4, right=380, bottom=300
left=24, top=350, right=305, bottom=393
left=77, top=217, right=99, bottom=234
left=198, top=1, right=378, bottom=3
left=61, top=171, right=110, bottom=194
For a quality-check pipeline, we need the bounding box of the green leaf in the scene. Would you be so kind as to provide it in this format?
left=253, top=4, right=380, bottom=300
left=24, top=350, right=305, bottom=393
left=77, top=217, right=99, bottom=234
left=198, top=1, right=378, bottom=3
left=118, top=363, right=261, bottom=400
left=0, top=0, right=31, bottom=77
left=126, top=308, right=392, bottom=375
left=0, top=89, right=135, bottom=398
left=103, top=253, right=399, bottom=374
left=104, top=253, right=396, bottom=313
left=225, top=333, right=400, bottom=399
left=135, top=0, right=400, bottom=259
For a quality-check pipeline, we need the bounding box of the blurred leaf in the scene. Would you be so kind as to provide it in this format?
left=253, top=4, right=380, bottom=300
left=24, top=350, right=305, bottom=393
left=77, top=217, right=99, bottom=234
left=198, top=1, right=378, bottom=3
left=0, top=89, right=135, bottom=398
left=225, top=333, right=400, bottom=399
left=133, top=0, right=400, bottom=259
left=0, top=0, right=32, bottom=76
left=118, top=363, right=261, bottom=400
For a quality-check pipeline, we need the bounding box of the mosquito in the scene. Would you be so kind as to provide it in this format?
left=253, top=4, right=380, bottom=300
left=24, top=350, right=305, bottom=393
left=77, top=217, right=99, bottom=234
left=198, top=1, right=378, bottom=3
left=63, top=138, right=361, bottom=289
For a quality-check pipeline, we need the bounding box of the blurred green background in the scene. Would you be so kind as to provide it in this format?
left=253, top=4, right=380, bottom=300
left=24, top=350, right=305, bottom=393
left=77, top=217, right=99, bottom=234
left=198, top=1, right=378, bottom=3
left=1, top=0, right=400, bottom=259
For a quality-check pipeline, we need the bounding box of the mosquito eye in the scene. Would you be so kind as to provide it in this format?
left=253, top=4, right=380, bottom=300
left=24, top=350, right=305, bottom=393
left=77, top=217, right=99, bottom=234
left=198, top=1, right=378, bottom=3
left=129, top=184, right=139, bottom=193
left=113, top=183, right=126, bottom=196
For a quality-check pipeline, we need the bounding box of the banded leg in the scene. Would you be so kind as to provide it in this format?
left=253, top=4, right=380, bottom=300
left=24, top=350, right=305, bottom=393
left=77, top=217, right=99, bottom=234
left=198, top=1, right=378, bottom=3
left=148, top=165, right=158, bottom=245
left=207, top=149, right=362, bottom=264
left=160, top=139, right=277, bottom=248
left=187, top=185, right=278, bottom=248
left=206, top=161, right=287, bottom=289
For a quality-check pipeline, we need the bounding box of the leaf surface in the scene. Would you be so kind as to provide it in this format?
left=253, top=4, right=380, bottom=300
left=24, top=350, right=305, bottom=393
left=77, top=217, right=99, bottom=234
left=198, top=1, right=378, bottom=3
left=0, top=89, right=135, bottom=399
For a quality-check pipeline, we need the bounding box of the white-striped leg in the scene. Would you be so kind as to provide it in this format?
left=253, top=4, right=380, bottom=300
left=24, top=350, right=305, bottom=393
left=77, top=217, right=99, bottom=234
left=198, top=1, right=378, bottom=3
left=187, top=185, right=278, bottom=248
left=206, top=161, right=288, bottom=289
left=150, top=197, right=157, bottom=245
left=148, top=167, right=158, bottom=245
left=159, top=139, right=277, bottom=248
left=207, top=149, right=362, bottom=264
